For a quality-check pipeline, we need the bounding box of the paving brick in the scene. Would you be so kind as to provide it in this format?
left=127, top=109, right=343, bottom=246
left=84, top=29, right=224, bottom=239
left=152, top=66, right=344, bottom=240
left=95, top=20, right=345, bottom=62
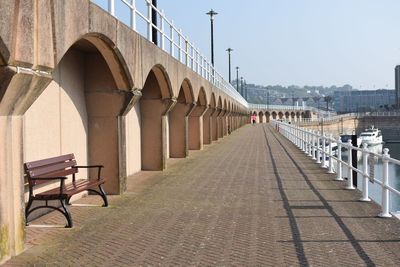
left=3, top=124, right=400, bottom=266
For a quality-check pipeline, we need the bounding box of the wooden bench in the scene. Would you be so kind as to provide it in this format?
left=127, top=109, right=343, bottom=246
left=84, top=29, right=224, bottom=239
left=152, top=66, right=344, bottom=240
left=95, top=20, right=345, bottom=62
left=24, top=154, right=108, bottom=228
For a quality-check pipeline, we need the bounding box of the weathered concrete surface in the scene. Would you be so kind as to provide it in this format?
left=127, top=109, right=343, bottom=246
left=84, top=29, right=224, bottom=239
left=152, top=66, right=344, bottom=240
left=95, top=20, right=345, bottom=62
left=3, top=125, right=400, bottom=266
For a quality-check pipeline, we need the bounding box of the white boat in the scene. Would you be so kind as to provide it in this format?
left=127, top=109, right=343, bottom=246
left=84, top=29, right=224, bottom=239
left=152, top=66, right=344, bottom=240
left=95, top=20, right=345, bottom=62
left=359, top=126, right=383, bottom=146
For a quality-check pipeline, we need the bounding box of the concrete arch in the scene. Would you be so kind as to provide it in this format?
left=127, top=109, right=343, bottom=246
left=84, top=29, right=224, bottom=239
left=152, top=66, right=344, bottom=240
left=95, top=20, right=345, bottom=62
left=278, top=112, right=284, bottom=119
left=258, top=111, right=264, bottom=123
left=169, top=78, right=195, bottom=158
left=204, top=93, right=216, bottom=144
left=140, top=65, right=174, bottom=171
left=272, top=111, right=277, bottom=120
left=189, top=87, right=208, bottom=150
left=24, top=37, right=133, bottom=196
left=291, top=112, right=296, bottom=122
left=0, top=35, right=10, bottom=65
left=265, top=111, right=271, bottom=123
left=285, top=111, right=290, bottom=120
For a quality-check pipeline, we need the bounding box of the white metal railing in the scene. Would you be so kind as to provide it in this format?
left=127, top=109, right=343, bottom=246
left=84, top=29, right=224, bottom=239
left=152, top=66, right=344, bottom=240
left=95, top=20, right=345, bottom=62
left=92, top=0, right=248, bottom=107
left=298, top=113, right=356, bottom=124
left=248, top=103, right=309, bottom=111
left=272, top=120, right=400, bottom=218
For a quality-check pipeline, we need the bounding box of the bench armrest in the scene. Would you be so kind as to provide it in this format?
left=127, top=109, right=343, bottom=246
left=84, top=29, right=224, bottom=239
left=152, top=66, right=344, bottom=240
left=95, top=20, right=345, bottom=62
left=73, top=165, right=104, bottom=169
left=72, top=165, right=104, bottom=180
left=30, top=176, right=67, bottom=195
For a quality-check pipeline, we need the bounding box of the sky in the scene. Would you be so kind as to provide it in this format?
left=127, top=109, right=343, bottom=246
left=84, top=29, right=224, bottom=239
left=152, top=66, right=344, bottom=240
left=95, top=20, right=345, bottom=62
left=95, top=0, right=400, bottom=89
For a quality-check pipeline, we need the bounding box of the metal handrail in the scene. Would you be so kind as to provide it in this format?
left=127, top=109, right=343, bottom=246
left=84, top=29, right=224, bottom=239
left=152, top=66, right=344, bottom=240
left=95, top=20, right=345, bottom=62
left=92, top=0, right=248, bottom=107
left=273, top=120, right=399, bottom=218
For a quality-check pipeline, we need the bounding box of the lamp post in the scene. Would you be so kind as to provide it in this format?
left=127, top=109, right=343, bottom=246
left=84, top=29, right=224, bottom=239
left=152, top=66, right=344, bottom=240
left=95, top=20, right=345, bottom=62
left=226, top=48, right=233, bottom=83
left=151, top=0, right=158, bottom=45
left=206, top=9, right=218, bottom=66
left=236, top=66, right=239, bottom=92
left=240, top=77, right=244, bottom=96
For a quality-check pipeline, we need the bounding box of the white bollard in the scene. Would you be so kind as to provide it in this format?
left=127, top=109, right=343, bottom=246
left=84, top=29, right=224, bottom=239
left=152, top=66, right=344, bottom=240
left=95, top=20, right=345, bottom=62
left=379, top=148, right=392, bottom=218
left=360, top=143, right=371, bottom=202
left=335, top=136, right=343, bottom=181
left=345, top=139, right=355, bottom=190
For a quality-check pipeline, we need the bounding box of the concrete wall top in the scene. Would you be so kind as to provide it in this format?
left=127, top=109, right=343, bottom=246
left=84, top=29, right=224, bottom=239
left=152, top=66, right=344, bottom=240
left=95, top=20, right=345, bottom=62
left=0, top=0, right=247, bottom=113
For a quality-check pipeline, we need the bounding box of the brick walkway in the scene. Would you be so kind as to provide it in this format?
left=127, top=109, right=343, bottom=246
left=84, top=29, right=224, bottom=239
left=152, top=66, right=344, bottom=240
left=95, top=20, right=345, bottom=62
left=4, top=125, right=400, bottom=266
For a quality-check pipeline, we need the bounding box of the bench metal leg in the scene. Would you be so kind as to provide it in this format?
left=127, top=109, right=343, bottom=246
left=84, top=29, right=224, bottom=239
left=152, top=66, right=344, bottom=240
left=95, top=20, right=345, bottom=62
left=60, top=199, right=73, bottom=228
left=25, top=199, right=34, bottom=225
left=87, top=184, right=108, bottom=207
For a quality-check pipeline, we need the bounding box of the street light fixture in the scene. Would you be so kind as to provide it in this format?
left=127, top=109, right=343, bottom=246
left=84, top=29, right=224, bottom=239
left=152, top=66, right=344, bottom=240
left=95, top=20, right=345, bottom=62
left=206, top=9, right=218, bottom=66
left=226, top=48, right=233, bottom=83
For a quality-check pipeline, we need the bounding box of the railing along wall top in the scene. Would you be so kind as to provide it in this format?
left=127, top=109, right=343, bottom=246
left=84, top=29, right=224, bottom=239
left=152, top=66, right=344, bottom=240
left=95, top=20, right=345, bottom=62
left=273, top=119, right=400, bottom=218
left=92, top=0, right=248, bottom=107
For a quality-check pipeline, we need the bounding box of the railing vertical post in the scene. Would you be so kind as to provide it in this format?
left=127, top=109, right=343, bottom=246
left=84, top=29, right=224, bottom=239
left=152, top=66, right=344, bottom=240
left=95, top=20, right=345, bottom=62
left=179, top=29, right=183, bottom=63
left=108, top=0, right=115, bottom=16
left=185, top=38, right=189, bottom=66
left=160, top=10, right=165, bottom=50
left=346, top=139, right=355, bottom=190
left=360, top=143, right=371, bottom=202
left=328, top=134, right=334, bottom=173
left=379, top=148, right=392, bottom=217
left=304, top=129, right=308, bottom=154
left=147, top=0, right=153, bottom=41
left=321, top=134, right=327, bottom=168
left=308, top=130, right=313, bottom=157
left=335, top=136, right=343, bottom=181
left=131, top=0, right=136, bottom=30
left=170, top=21, right=174, bottom=56
left=312, top=131, right=316, bottom=160
left=316, top=131, right=321, bottom=164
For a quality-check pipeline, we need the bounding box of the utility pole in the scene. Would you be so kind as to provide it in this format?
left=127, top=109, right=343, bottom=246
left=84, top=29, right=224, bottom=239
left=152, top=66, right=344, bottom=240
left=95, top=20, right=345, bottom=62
left=206, top=9, right=218, bottom=66
left=226, top=48, right=233, bottom=83
left=236, top=66, right=239, bottom=92
left=151, top=0, right=158, bottom=45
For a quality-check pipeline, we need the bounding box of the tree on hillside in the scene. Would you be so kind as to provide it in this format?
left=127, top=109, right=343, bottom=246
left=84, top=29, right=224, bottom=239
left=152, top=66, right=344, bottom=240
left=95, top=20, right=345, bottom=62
left=324, top=96, right=333, bottom=111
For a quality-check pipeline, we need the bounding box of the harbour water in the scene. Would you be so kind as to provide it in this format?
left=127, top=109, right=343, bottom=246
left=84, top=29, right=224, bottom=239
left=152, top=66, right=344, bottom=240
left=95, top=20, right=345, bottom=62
left=339, top=142, right=400, bottom=212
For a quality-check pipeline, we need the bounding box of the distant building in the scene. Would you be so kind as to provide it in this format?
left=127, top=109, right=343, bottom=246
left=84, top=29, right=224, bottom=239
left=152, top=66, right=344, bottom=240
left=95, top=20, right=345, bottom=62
left=333, top=89, right=395, bottom=113
left=395, top=65, right=400, bottom=108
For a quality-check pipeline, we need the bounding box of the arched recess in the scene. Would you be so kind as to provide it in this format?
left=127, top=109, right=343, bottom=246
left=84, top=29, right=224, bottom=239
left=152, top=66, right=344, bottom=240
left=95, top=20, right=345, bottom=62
left=217, top=98, right=226, bottom=137
left=169, top=79, right=194, bottom=158
left=291, top=112, right=296, bottom=122
left=205, top=93, right=216, bottom=144
left=213, top=96, right=223, bottom=140
left=258, top=111, right=264, bottom=123
left=24, top=37, right=133, bottom=195
left=221, top=99, right=228, bottom=136
left=140, top=65, right=174, bottom=170
left=296, top=111, right=301, bottom=121
left=272, top=111, right=277, bottom=120
left=278, top=112, right=284, bottom=119
left=285, top=111, right=290, bottom=120
left=189, top=87, right=208, bottom=150
left=301, top=111, right=305, bottom=119
left=227, top=101, right=232, bottom=132
left=265, top=111, right=271, bottom=123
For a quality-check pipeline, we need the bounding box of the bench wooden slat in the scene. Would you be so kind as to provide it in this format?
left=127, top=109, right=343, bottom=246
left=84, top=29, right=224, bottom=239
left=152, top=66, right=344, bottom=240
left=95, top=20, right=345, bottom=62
left=32, top=169, right=79, bottom=186
left=36, top=179, right=105, bottom=197
left=25, top=154, right=75, bottom=169
left=28, top=160, right=77, bottom=178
